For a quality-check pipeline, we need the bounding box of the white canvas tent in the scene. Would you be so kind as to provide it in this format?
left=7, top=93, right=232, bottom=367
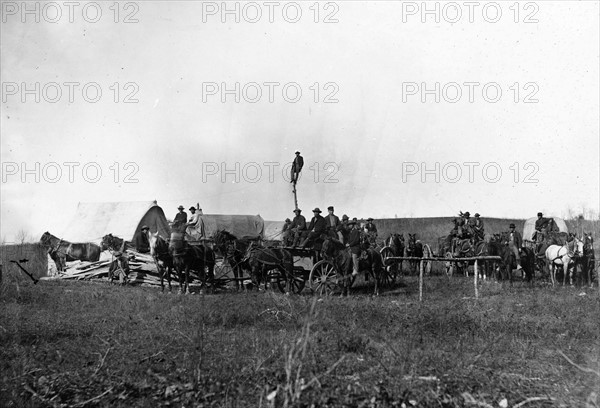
left=186, top=214, right=265, bottom=240
left=522, top=216, right=568, bottom=241
left=61, top=201, right=171, bottom=244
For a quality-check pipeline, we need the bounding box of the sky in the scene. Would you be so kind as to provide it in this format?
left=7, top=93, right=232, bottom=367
left=1, top=0, right=599, bottom=243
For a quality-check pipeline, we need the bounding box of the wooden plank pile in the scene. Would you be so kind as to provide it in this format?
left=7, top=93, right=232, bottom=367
left=58, top=250, right=231, bottom=287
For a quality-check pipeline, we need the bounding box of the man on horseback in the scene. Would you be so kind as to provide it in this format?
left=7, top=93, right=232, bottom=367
left=325, top=206, right=342, bottom=241
left=508, top=223, right=523, bottom=270
left=346, top=220, right=361, bottom=276
left=472, top=213, right=485, bottom=243
left=364, top=218, right=378, bottom=245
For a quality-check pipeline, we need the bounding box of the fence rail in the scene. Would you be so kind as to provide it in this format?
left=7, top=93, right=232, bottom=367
left=383, top=255, right=502, bottom=301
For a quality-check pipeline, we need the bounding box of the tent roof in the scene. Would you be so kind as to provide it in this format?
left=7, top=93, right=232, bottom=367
left=522, top=216, right=568, bottom=241
left=61, top=201, right=170, bottom=243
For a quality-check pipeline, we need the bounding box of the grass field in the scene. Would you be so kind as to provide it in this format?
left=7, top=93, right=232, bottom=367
left=1, top=270, right=598, bottom=408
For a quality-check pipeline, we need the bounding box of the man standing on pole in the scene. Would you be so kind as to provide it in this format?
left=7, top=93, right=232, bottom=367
left=290, top=151, right=304, bottom=183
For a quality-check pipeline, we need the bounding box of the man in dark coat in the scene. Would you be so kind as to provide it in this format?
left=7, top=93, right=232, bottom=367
left=337, top=214, right=350, bottom=244
left=365, top=217, right=378, bottom=245
left=346, top=221, right=361, bottom=276
left=300, top=208, right=326, bottom=248
left=508, top=223, right=523, bottom=270
left=324, top=206, right=341, bottom=240
left=534, top=212, right=551, bottom=237
left=174, top=205, right=187, bottom=224
left=472, top=213, right=485, bottom=242
left=134, top=225, right=151, bottom=253
left=290, top=209, right=307, bottom=247
left=282, top=218, right=292, bottom=246
left=290, top=151, right=304, bottom=183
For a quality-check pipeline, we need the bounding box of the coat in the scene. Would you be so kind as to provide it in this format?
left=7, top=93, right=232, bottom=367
left=291, top=215, right=307, bottom=230
left=307, top=214, right=327, bottom=234
left=347, top=229, right=362, bottom=254
left=325, top=214, right=340, bottom=230
left=292, top=155, right=304, bottom=172
left=508, top=230, right=523, bottom=248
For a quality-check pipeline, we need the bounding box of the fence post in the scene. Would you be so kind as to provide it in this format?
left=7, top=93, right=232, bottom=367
left=419, top=260, right=424, bottom=302
left=474, top=259, right=479, bottom=299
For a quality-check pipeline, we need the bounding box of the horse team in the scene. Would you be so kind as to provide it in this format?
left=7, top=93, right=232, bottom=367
left=39, top=225, right=596, bottom=294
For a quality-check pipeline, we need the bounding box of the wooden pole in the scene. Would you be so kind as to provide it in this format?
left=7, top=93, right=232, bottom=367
left=419, top=260, right=424, bottom=302
left=292, top=181, right=298, bottom=210
left=474, top=260, right=479, bottom=299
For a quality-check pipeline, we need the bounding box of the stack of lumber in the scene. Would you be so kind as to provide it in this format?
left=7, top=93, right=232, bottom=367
left=59, top=250, right=230, bottom=287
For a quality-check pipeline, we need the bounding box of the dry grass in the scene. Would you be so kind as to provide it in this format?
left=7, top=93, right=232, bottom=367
left=1, top=274, right=598, bottom=407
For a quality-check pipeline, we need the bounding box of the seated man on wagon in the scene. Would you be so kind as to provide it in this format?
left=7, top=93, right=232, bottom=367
left=337, top=214, right=350, bottom=244
left=290, top=208, right=307, bottom=247
left=282, top=218, right=293, bottom=246
left=364, top=218, right=378, bottom=246
left=471, top=213, right=485, bottom=243
left=300, top=208, right=327, bottom=249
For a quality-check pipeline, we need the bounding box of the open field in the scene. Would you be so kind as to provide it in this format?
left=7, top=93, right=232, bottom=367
left=1, top=271, right=598, bottom=408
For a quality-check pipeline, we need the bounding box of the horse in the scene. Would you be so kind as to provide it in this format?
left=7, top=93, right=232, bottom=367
left=147, top=231, right=175, bottom=292
left=40, top=232, right=102, bottom=271
left=213, top=230, right=251, bottom=291
left=242, top=240, right=294, bottom=291
left=100, top=234, right=130, bottom=284
left=168, top=233, right=216, bottom=294
left=384, top=233, right=405, bottom=275
left=487, top=233, right=516, bottom=283
left=545, top=237, right=584, bottom=286
left=406, top=234, right=423, bottom=275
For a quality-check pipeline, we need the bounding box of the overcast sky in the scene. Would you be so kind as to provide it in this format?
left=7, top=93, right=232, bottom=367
left=1, top=1, right=599, bottom=242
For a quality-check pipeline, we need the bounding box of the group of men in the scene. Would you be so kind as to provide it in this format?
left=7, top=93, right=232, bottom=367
left=452, top=211, right=485, bottom=242
left=282, top=206, right=378, bottom=275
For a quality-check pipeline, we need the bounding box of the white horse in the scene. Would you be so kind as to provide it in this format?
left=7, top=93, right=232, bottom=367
left=545, top=237, right=584, bottom=286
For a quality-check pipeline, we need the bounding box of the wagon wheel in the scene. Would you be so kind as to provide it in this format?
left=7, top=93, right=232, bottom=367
left=309, top=260, right=342, bottom=296
left=376, top=265, right=394, bottom=288
left=276, top=267, right=306, bottom=294
left=380, top=246, right=397, bottom=282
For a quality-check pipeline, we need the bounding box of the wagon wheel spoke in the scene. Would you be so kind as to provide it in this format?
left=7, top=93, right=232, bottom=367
left=309, top=261, right=339, bottom=296
left=276, top=270, right=306, bottom=294
left=380, top=247, right=396, bottom=283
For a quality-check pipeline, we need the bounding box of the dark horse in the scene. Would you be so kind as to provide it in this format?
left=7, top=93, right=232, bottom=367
left=168, top=232, right=216, bottom=294
left=406, top=234, right=423, bottom=275
left=147, top=231, right=175, bottom=292
left=242, top=240, right=294, bottom=291
left=40, top=232, right=102, bottom=271
left=384, top=233, right=405, bottom=275
left=213, top=230, right=251, bottom=291
left=100, top=234, right=130, bottom=284
left=321, top=237, right=386, bottom=296
left=487, top=233, right=517, bottom=283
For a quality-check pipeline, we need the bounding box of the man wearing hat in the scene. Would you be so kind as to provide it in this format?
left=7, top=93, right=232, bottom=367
left=290, top=209, right=307, bottom=247
left=300, top=208, right=327, bottom=249
left=325, top=206, right=341, bottom=240
left=290, top=151, right=304, bottom=184
left=534, top=212, right=551, bottom=236
left=174, top=205, right=187, bottom=225
left=337, top=214, right=351, bottom=244
left=508, top=223, right=523, bottom=270
left=346, top=220, right=361, bottom=276
left=459, top=212, right=473, bottom=239
left=364, top=217, right=378, bottom=245
left=134, top=225, right=151, bottom=253
left=472, top=213, right=485, bottom=242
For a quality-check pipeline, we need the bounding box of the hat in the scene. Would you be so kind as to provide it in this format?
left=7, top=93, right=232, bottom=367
left=327, top=206, right=334, bottom=211
left=141, top=225, right=149, bottom=230
left=285, top=218, right=291, bottom=222
left=464, top=212, right=470, bottom=217
left=312, top=207, right=322, bottom=213
left=367, top=217, right=374, bottom=221
left=474, top=213, right=480, bottom=217
left=347, top=220, right=357, bottom=225
left=342, top=214, right=349, bottom=220
left=509, top=223, right=516, bottom=228
left=293, top=208, right=301, bottom=213
left=295, top=151, right=300, bottom=154
left=537, top=212, right=543, bottom=216
left=352, top=217, right=358, bottom=221
left=189, top=207, right=196, bottom=211
left=178, top=205, right=184, bottom=210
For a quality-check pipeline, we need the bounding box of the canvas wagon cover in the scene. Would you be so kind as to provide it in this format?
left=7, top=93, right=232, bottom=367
left=189, top=214, right=264, bottom=239
left=263, top=221, right=286, bottom=241
left=61, top=201, right=171, bottom=243
left=522, top=216, right=568, bottom=241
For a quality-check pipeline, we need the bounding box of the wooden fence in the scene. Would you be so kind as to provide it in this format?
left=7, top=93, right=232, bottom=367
left=384, top=256, right=502, bottom=301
